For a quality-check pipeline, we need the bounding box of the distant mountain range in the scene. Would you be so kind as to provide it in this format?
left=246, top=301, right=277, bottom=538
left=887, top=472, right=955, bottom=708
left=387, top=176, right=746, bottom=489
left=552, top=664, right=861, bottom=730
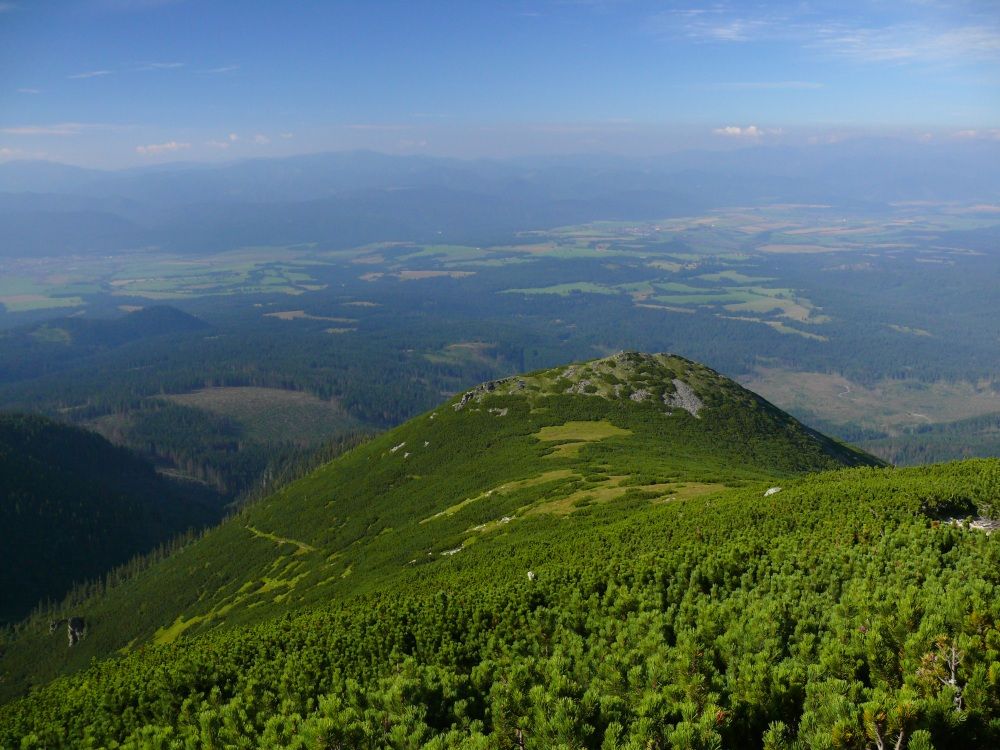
left=1, top=140, right=998, bottom=257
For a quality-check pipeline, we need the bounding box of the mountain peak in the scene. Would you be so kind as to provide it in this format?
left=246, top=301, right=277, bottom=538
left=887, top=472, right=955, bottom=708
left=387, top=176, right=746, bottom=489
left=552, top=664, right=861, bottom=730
left=455, top=351, right=749, bottom=418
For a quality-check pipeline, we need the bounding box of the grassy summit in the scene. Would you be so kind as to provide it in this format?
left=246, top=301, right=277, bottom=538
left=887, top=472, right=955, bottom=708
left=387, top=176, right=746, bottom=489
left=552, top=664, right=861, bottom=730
left=7, top=354, right=999, bottom=748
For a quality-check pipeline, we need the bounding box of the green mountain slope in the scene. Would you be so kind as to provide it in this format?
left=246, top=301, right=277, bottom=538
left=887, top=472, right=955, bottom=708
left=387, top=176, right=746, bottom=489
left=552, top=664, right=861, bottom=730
left=0, top=353, right=877, bottom=697
left=0, top=413, right=221, bottom=624
left=18, top=353, right=1000, bottom=749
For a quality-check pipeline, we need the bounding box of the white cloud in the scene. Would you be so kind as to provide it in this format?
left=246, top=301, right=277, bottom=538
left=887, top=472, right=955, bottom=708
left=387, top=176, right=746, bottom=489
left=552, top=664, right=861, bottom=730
left=99, top=0, right=186, bottom=10
left=712, top=125, right=786, bottom=138
left=280, top=132, right=294, bottom=139
left=952, top=129, right=1000, bottom=140
left=649, top=7, right=780, bottom=44
left=69, top=70, right=112, bottom=79
left=212, top=133, right=273, bottom=147
left=713, top=81, right=824, bottom=90
left=0, top=3, right=17, bottom=11
left=0, top=146, right=47, bottom=160
left=16, top=88, right=41, bottom=94
left=347, top=123, right=410, bottom=132
left=650, top=6, right=1000, bottom=65
left=136, top=61, right=184, bottom=70
left=135, top=140, right=190, bottom=155
left=206, top=65, right=239, bottom=74
left=815, top=23, right=1000, bottom=64
left=1, top=123, right=87, bottom=136
left=713, top=125, right=762, bottom=138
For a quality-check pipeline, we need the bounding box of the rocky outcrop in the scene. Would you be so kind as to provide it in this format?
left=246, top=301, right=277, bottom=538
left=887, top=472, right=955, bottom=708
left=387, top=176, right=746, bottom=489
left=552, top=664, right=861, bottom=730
left=450, top=352, right=722, bottom=417
left=564, top=379, right=594, bottom=395
left=68, top=617, right=86, bottom=646
left=664, top=379, right=704, bottom=418
left=49, top=616, right=87, bottom=647
left=453, top=377, right=526, bottom=410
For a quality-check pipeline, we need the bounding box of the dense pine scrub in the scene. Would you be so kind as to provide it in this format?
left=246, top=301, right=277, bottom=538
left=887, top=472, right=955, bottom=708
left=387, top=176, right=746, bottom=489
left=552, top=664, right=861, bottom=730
left=3, top=461, right=999, bottom=748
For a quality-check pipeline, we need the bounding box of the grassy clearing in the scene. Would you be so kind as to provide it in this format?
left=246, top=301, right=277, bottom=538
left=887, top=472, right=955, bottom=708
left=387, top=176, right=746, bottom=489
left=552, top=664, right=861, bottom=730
left=423, top=469, right=577, bottom=523
left=888, top=323, right=934, bottom=337
left=724, top=295, right=820, bottom=323
left=503, top=282, right=618, bottom=296
left=399, top=245, right=489, bottom=261
left=0, top=274, right=88, bottom=311
left=654, top=292, right=745, bottom=305
left=757, top=243, right=847, bottom=254
left=698, top=271, right=774, bottom=283
left=536, top=420, right=633, bottom=458
left=527, top=475, right=628, bottom=515
left=397, top=270, right=476, bottom=280
left=152, top=614, right=206, bottom=645
left=424, top=341, right=501, bottom=366
left=534, top=420, right=632, bottom=443
left=264, top=310, right=356, bottom=322
left=635, top=302, right=697, bottom=314
left=246, top=525, right=317, bottom=556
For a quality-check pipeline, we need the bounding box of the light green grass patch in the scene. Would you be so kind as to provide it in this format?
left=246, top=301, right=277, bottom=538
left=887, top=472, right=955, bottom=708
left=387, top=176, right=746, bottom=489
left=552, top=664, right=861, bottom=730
left=422, top=469, right=577, bottom=524
left=400, top=245, right=489, bottom=261
left=888, top=324, right=933, bottom=337
left=654, top=281, right=716, bottom=294
left=153, top=613, right=207, bottom=645
left=29, top=326, right=72, bottom=344
left=654, top=292, right=745, bottom=305
left=535, top=420, right=632, bottom=443
left=246, top=525, right=317, bottom=556
left=724, top=295, right=822, bottom=323
left=698, top=271, right=774, bottom=283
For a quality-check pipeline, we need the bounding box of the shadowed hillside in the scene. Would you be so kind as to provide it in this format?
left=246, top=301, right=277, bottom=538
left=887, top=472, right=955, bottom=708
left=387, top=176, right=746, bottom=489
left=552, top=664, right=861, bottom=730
left=0, top=413, right=221, bottom=623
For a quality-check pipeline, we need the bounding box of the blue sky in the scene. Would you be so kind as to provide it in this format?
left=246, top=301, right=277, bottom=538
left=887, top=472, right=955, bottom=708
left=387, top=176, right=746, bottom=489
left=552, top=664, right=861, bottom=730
left=1, top=0, right=998, bottom=166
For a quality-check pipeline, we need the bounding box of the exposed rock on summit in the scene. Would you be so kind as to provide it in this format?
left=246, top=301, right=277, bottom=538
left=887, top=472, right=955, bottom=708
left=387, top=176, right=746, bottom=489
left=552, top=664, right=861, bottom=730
left=451, top=351, right=719, bottom=416
left=663, top=379, right=704, bottom=418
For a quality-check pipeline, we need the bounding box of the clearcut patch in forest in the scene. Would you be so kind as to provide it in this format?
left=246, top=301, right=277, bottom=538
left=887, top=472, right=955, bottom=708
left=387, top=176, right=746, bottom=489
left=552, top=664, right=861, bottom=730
left=162, top=387, right=359, bottom=443
left=742, top=368, right=1000, bottom=434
